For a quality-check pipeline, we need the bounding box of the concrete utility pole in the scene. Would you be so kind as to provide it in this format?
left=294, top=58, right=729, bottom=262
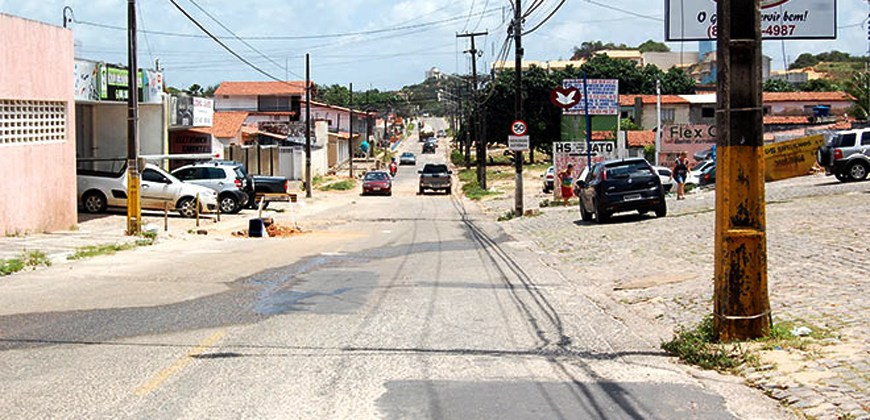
left=714, top=0, right=770, bottom=341
left=349, top=83, right=354, bottom=179
left=513, top=0, right=524, bottom=216
left=655, top=79, right=662, bottom=166
left=305, top=53, right=312, bottom=199
left=457, top=31, right=487, bottom=188
left=126, top=0, right=141, bottom=236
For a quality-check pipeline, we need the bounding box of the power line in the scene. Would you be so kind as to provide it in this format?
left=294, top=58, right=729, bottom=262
left=523, top=0, right=566, bottom=35
left=583, top=0, right=663, bottom=22
left=523, top=0, right=547, bottom=18
left=187, top=0, right=303, bottom=79
left=463, top=0, right=478, bottom=32
left=167, top=0, right=286, bottom=82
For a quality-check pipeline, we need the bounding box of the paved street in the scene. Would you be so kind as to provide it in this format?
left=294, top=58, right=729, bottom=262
left=0, top=136, right=790, bottom=419
left=487, top=171, right=870, bottom=419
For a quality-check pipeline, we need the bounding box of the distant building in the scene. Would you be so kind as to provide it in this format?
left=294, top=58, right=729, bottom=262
left=426, top=67, right=444, bottom=80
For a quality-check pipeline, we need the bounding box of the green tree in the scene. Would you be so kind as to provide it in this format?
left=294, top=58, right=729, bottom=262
left=799, top=78, right=841, bottom=92
left=789, top=53, right=819, bottom=69
left=763, top=79, right=797, bottom=92
left=637, top=39, right=670, bottom=53
left=845, top=71, right=869, bottom=120
left=661, top=67, right=696, bottom=95
left=186, top=84, right=204, bottom=96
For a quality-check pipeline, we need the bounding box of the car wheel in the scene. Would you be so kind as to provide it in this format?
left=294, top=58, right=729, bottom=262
left=579, top=203, right=593, bottom=222
left=848, top=161, right=868, bottom=181
left=82, top=191, right=107, bottom=213
left=654, top=203, right=667, bottom=218
left=219, top=194, right=240, bottom=214
left=834, top=171, right=850, bottom=182
left=419, top=186, right=424, bottom=195
left=177, top=197, right=197, bottom=218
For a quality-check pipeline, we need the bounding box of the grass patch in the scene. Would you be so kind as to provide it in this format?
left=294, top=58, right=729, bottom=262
left=67, top=233, right=156, bottom=261
left=311, top=175, right=325, bottom=188
left=461, top=180, right=501, bottom=201
left=0, top=250, right=52, bottom=276
left=757, top=319, right=833, bottom=352
left=498, top=209, right=542, bottom=221
left=661, top=316, right=755, bottom=372
left=320, top=179, right=356, bottom=191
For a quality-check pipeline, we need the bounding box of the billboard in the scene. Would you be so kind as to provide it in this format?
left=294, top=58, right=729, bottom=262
left=666, top=0, right=837, bottom=41
left=661, top=124, right=717, bottom=164
left=563, top=79, right=619, bottom=116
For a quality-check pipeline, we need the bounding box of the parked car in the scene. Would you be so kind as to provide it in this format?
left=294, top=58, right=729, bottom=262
left=437, top=129, right=447, bottom=138
left=542, top=166, right=556, bottom=193
left=203, top=160, right=290, bottom=208
left=171, top=163, right=249, bottom=214
left=422, top=142, right=436, bottom=154
left=418, top=163, right=452, bottom=194
left=78, top=163, right=217, bottom=218
left=817, top=128, right=870, bottom=182
left=399, top=152, right=417, bottom=165
left=652, top=166, right=674, bottom=193
left=362, top=171, right=393, bottom=196
left=574, top=158, right=666, bottom=223
left=698, top=163, right=716, bottom=187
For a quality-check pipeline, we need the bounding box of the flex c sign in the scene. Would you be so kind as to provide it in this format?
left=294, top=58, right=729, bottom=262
left=667, top=125, right=717, bottom=143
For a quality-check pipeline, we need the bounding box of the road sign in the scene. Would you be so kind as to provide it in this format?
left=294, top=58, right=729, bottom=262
left=510, top=120, right=528, bottom=136
left=665, top=0, right=837, bottom=41
left=550, top=86, right=581, bottom=109
left=563, top=79, right=619, bottom=116
left=508, top=135, right=530, bottom=152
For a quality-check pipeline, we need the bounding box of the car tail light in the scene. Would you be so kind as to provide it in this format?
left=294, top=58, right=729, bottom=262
left=704, top=173, right=711, bottom=181
left=234, top=178, right=242, bottom=188
left=284, top=180, right=290, bottom=193
left=833, top=148, right=843, bottom=160
left=601, top=170, right=607, bottom=181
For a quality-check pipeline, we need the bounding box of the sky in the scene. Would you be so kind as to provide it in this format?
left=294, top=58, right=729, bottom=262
left=1, top=0, right=868, bottom=91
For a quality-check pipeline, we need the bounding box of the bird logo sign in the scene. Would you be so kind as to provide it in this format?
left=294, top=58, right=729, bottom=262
left=550, top=86, right=581, bottom=109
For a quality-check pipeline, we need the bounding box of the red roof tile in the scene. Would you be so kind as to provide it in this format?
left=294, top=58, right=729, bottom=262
left=212, top=112, right=248, bottom=138
left=591, top=131, right=615, bottom=140
left=215, top=81, right=310, bottom=97
left=762, top=91, right=852, bottom=102
left=764, top=116, right=811, bottom=125
left=626, top=130, right=656, bottom=147
left=619, top=95, right=689, bottom=106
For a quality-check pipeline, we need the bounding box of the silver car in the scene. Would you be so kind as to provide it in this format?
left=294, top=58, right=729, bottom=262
left=171, top=164, right=250, bottom=214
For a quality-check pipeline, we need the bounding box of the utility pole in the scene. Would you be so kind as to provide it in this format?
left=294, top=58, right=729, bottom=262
left=714, top=0, right=770, bottom=341
left=305, top=53, right=312, bottom=199
left=457, top=31, right=487, bottom=188
left=126, top=0, right=141, bottom=236
left=349, top=83, right=354, bottom=179
left=655, top=79, right=662, bottom=166
left=513, top=0, right=524, bottom=216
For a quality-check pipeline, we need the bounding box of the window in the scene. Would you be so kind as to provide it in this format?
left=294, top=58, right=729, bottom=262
left=174, top=168, right=195, bottom=180
left=701, top=107, right=715, bottom=119
left=207, top=168, right=226, bottom=179
left=661, top=108, right=676, bottom=123
left=258, top=95, right=291, bottom=112
left=861, top=131, right=870, bottom=146
left=832, top=134, right=856, bottom=148
left=142, top=169, right=169, bottom=183
left=0, top=100, right=66, bottom=145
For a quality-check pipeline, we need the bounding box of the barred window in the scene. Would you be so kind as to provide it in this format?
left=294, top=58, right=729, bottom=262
left=0, top=100, right=67, bottom=145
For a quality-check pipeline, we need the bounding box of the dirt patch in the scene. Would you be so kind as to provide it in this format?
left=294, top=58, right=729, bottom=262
left=232, top=218, right=304, bottom=238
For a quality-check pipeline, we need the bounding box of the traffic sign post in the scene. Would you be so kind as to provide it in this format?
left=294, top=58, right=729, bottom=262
left=511, top=120, right=528, bottom=136
left=508, top=135, right=530, bottom=152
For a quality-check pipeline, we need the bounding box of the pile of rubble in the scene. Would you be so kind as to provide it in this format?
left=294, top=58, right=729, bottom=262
left=232, top=217, right=303, bottom=238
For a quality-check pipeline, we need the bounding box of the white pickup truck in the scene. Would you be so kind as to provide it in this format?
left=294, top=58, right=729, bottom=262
left=77, top=163, right=218, bottom=218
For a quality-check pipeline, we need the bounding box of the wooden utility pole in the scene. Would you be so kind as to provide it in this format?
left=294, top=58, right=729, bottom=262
left=126, top=0, right=141, bottom=235
left=457, top=31, right=487, bottom=188
left=305, top=53, right=312, bottom=199
left=349, top=83, right=354, bottom=178
left=513, top=0, right=524, bottom=216
left=714, top=0, right=770, bottom=341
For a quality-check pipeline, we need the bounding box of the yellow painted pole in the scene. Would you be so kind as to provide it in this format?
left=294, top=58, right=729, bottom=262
left=714, top=0, right=770, bottom=341
left=195, top=193, right=200, bottom=227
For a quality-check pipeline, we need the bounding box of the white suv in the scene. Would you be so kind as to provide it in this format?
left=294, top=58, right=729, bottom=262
left=171, top=164, right=250, bottom=214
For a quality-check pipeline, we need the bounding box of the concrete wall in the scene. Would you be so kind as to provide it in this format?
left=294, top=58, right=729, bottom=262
left=0, top=14, right=76, bottom=234
left=83, top=103, right=165, bottom=164
left=640, top=104, right=691, bottom=129
left=215, top=95, right=257, bottom=111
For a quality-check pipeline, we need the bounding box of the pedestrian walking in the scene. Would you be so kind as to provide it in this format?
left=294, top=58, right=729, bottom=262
left=559, top=164, right=575, bottom=206
left=671, top=151, right=690, bottom=200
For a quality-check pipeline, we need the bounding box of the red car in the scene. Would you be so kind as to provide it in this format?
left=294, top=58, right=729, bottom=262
left=362, top=171, right=392, bottom=196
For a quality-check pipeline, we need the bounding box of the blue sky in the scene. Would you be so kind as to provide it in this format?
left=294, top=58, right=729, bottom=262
left=2, top=0, right=867, bottom=91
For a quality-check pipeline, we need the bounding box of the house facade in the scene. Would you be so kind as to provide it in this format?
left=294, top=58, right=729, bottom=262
left=0, top=14, right=77, bottom=234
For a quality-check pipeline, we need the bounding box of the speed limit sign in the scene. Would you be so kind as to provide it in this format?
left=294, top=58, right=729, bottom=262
left=511, top=120, right=527, bottom=136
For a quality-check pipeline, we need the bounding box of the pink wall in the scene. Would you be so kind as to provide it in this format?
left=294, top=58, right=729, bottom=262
left=0, top=14, right=77, bottom=234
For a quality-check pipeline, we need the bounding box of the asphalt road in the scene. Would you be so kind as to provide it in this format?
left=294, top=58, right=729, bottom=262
left=0, top=123, right=789, bottom=419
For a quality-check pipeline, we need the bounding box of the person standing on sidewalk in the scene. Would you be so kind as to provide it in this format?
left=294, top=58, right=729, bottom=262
left=671, top=151, right=690, bottom=200
left=559, top=164, right=575, bottom=206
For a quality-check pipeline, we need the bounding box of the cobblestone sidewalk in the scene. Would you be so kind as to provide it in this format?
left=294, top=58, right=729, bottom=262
left=479, top=173, right=870, bottom=419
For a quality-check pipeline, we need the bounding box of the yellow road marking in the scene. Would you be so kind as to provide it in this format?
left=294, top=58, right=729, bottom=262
left=134, top=331, right=226, bottom=396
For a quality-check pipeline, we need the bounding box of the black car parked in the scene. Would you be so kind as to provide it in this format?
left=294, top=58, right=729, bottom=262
left=574, top=158, right=667, bottom=223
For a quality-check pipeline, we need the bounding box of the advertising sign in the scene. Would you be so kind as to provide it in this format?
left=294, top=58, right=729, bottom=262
left=550, top=86, right=581, bottom=109
left=193, top=97, right=214, bottom=127
left=74, top=59, right=100, bottom=101
left=563, top=79, right=619, bottom=116
left=666, top=0, right=837, bottom=41
left=553, top=141, right=617, bottom=172
left=661, top=124, right=717, bottom=164
left=100, top=64, right=144, bottom=102
left=763, top=134, right=825, bottom=181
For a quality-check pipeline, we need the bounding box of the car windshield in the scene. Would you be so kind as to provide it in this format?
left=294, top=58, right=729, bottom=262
left=831, top=133, right=856, bottom=148
left=402, top=153, right=414, bottom=157
left=365, top=172, right=389, bottom=181
left=604, top=161, right=652, bottom=178
left=423, top=164, right=448, bottom=174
